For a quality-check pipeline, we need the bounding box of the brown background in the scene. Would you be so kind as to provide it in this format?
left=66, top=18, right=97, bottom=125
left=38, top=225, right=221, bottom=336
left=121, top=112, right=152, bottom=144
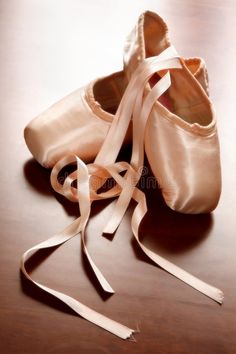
left=0, top=0, right=236, bottom=353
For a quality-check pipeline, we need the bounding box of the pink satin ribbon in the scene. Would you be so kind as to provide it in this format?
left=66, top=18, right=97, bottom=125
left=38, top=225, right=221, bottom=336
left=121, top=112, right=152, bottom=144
left=21, top=46, right=224, bottom=340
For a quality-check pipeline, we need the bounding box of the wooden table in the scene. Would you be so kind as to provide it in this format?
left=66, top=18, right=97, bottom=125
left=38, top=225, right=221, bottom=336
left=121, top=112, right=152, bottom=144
left=0, top=1, right=235, bottom=353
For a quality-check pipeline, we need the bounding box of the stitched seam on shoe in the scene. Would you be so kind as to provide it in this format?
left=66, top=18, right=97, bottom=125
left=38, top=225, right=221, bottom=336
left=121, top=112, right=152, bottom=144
left=152, top=100, right=217, bottom=137
left=84, top=81, right=115, bottom=123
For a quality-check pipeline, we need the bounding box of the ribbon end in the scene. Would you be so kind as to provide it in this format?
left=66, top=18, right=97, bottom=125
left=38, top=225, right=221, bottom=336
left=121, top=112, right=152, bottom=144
left=103, top=223, right=119, bottom=235
left=128, top=333, right=137, bottom=342
left=216, top=290, right=224, bottom=305
left=127, top=326, right=141, bottom=342
left=105, top=287, right=115, bottom=294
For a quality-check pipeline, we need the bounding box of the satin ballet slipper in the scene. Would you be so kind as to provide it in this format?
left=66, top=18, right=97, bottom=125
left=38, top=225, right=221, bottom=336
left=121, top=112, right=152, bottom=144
left=124, top=11, right=221, bottom=214
left=24, top=61, right=207, bottom=168
left=24, top=71, right=131, bottom=168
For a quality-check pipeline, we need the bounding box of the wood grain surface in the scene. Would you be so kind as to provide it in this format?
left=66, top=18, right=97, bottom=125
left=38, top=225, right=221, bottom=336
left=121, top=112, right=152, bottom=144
left=0, top=1, right=235, bottom=353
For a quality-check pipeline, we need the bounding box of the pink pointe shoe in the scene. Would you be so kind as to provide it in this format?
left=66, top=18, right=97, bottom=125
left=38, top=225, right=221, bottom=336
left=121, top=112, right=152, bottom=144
left=24, top=71, right=132, bottom=168
left=22, top=11, right=223, bottom=340
left=123, top=11, right=221, bottom=214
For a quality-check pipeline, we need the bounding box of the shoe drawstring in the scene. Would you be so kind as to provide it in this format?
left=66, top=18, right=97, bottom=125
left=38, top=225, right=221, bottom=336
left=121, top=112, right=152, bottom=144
left=21, top=46, right=223, bottom=340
